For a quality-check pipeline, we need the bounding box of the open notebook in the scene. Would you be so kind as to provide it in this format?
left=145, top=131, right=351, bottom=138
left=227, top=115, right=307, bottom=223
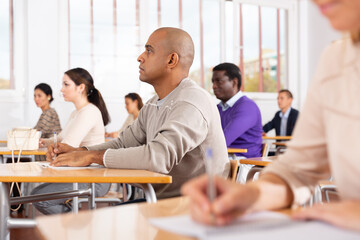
left=37, top=162, right=104, bottom=170
left=150, top=211, right=360, bottom=240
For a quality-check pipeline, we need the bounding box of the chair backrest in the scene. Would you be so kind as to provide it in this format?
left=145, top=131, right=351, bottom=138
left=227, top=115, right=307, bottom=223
left=261, top=143, right=269, bottom=157
left=229, top=159, right=239, bottom=182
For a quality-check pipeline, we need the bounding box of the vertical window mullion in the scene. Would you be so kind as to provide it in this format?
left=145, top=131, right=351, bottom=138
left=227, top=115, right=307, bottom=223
left=258, top=6, right=263, bottom=92
left=239, top=3, right=244, bottom=91
left=9, top=0, right=14, bottom=89
left=157, top=0, right=161, bottom=27
left=276, top=8, right=280, bottom=91
left=220, top=0, right=225, bottom=62
left=199, top=0, right=204, bottom=88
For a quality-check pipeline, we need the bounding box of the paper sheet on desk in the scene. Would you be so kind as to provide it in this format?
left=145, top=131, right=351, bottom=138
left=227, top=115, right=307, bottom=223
left=149, top=211, right=360, bottom=240
left=37, top=162, right=104, bottom=170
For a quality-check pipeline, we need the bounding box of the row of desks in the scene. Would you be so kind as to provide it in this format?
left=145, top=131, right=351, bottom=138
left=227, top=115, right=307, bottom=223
left=0, top=160, right=172, bottom=239
left=0, top=140, right=282, bottom=239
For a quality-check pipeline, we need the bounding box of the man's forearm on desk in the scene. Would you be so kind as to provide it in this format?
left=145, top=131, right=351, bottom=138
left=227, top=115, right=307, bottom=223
left=89, top=150, right=107, bottom=165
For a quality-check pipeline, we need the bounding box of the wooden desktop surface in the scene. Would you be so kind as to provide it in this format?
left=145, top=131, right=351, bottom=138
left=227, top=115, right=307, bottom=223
left=239, top=156, right=277, bottom=167
left=262, top=136, right=292, bottom=140
left=0, top=148, right=47, bottom=156
left=227, top=148, right=247, bottom=153
left=35, top=196, right=294, bottom=240
left=0, top=162, right=172, bottom=184
left=272, top=142, right=287, bottom=147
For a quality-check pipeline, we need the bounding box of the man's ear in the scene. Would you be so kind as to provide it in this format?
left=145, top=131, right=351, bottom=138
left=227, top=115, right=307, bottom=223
left=167, top=53, right=179, bottom=69
left=232, top=78, right=238, bottom=89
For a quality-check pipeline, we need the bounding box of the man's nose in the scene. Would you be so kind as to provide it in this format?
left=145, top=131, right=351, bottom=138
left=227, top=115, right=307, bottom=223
left=137, top=53, right=144, bottom=62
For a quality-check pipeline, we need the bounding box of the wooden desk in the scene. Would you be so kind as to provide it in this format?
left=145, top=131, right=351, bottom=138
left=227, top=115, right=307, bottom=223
left=0, top=162, right=172, bottom=239
left=35, top=196, right=296, bottom=240
left=240, top=156, right=277, bottom=166
left=36, top=197, right=192, bottom=240
left=272, top=142, right=287, bottom=147
left=239, top=156, right=277, bottom=167
left=0, top=162, right=171, bottom=184
left=262, top=136, right=292, bottom=141
left=0, top=148, right=47, bottom=156
left=238, top=156, right=276, bottom=182
left=227, top=148, right=247, bottom=154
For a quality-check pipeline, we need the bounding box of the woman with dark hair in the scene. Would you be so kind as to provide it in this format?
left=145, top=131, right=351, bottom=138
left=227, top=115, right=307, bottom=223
left=105, top=92, right=143, bottom=138
left=40, top=68, right=110, bottom=147
left=34, top=83, right=61, bottom=138
left=33, top=68, right=111, bottom=215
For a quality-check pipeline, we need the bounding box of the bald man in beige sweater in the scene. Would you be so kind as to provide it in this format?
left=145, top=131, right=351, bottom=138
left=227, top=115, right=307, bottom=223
left=47, top=27, right=230, bottom=199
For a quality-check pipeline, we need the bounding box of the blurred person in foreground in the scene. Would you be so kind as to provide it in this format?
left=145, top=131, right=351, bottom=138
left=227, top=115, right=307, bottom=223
left=182, top=0, right=360, bottom=232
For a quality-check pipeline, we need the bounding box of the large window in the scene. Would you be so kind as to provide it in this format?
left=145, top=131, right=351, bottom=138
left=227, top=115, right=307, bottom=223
left=0, top=0, right=14, bottom=90
left=69, top=0, right=140, bottom=98
left=229, top=0, right=293, bottom=93
left=68, top=0, right=297, bottom=95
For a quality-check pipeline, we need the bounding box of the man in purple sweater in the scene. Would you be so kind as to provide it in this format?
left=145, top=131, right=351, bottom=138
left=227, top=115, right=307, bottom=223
left=212, top=63, right=263, bottom=158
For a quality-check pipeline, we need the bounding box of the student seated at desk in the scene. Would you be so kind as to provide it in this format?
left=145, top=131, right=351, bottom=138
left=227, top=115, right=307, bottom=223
left=182, top=0, right=360, bottom=232
left=46, top=27, right=230, bottom=201
left=33, top=68, right=111, bottom=215
left=262, top=89, right=299, bottom=137
left=34, top=83, right=62, bottom=138
left=105, top=93, right=143, bottom=139
left=212, top=63, right=262, bottom=158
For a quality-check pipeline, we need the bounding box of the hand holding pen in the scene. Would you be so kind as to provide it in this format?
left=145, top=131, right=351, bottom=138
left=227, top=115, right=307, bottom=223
left=46, top=142, right=79, bottom=162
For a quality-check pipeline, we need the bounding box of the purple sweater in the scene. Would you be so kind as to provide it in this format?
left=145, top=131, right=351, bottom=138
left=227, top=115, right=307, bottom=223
left=218, top=96, right=263, bottom=158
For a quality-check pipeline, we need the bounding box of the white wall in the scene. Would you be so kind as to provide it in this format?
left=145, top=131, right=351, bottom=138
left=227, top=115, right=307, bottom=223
left=0, top=0, right=342, bottom=139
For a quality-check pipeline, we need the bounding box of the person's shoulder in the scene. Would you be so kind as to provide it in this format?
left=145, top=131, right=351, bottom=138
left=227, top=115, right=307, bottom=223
left=179, top=79, right=209, bottom=95
left=46, top=108, right=59, bottom=116
left=42, top=108, right=57, bottom=118
left=234, top=95, right=259, bottom=110
left=317, top=37, right=358, bottom=80
left=175, top=79, right=212, bottom=103
left=142, top=95, right=158, bottom=109
left=170, top=79, right=218, bottom=118
left=82, top=103, right=102, bottom=116
left=290, top=108, right=299, bottom=119
left=291, top=108, right=299, bottom=114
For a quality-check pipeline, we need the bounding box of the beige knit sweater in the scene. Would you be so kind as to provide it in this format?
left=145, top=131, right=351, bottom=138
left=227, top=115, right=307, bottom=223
left=88, top=79, right=230, bottom=198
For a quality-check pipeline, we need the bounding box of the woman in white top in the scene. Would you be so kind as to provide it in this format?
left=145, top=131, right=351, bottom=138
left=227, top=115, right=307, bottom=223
left=105, top=92, right=143, bottom=138
left=33, top=68, right=111, bottom=215
left=182, top=0, right=360, bottom=232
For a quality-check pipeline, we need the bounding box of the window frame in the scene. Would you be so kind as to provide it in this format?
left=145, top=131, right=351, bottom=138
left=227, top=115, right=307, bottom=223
left=231, top=0, right=299, bottom=100
left=0, top=0, right=27, bottom=102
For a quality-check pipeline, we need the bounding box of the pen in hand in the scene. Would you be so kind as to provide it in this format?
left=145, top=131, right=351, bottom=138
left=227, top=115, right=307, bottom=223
left=205, top=148, right=216, bottom=221
left=53, top=132, right=57, bottom=160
